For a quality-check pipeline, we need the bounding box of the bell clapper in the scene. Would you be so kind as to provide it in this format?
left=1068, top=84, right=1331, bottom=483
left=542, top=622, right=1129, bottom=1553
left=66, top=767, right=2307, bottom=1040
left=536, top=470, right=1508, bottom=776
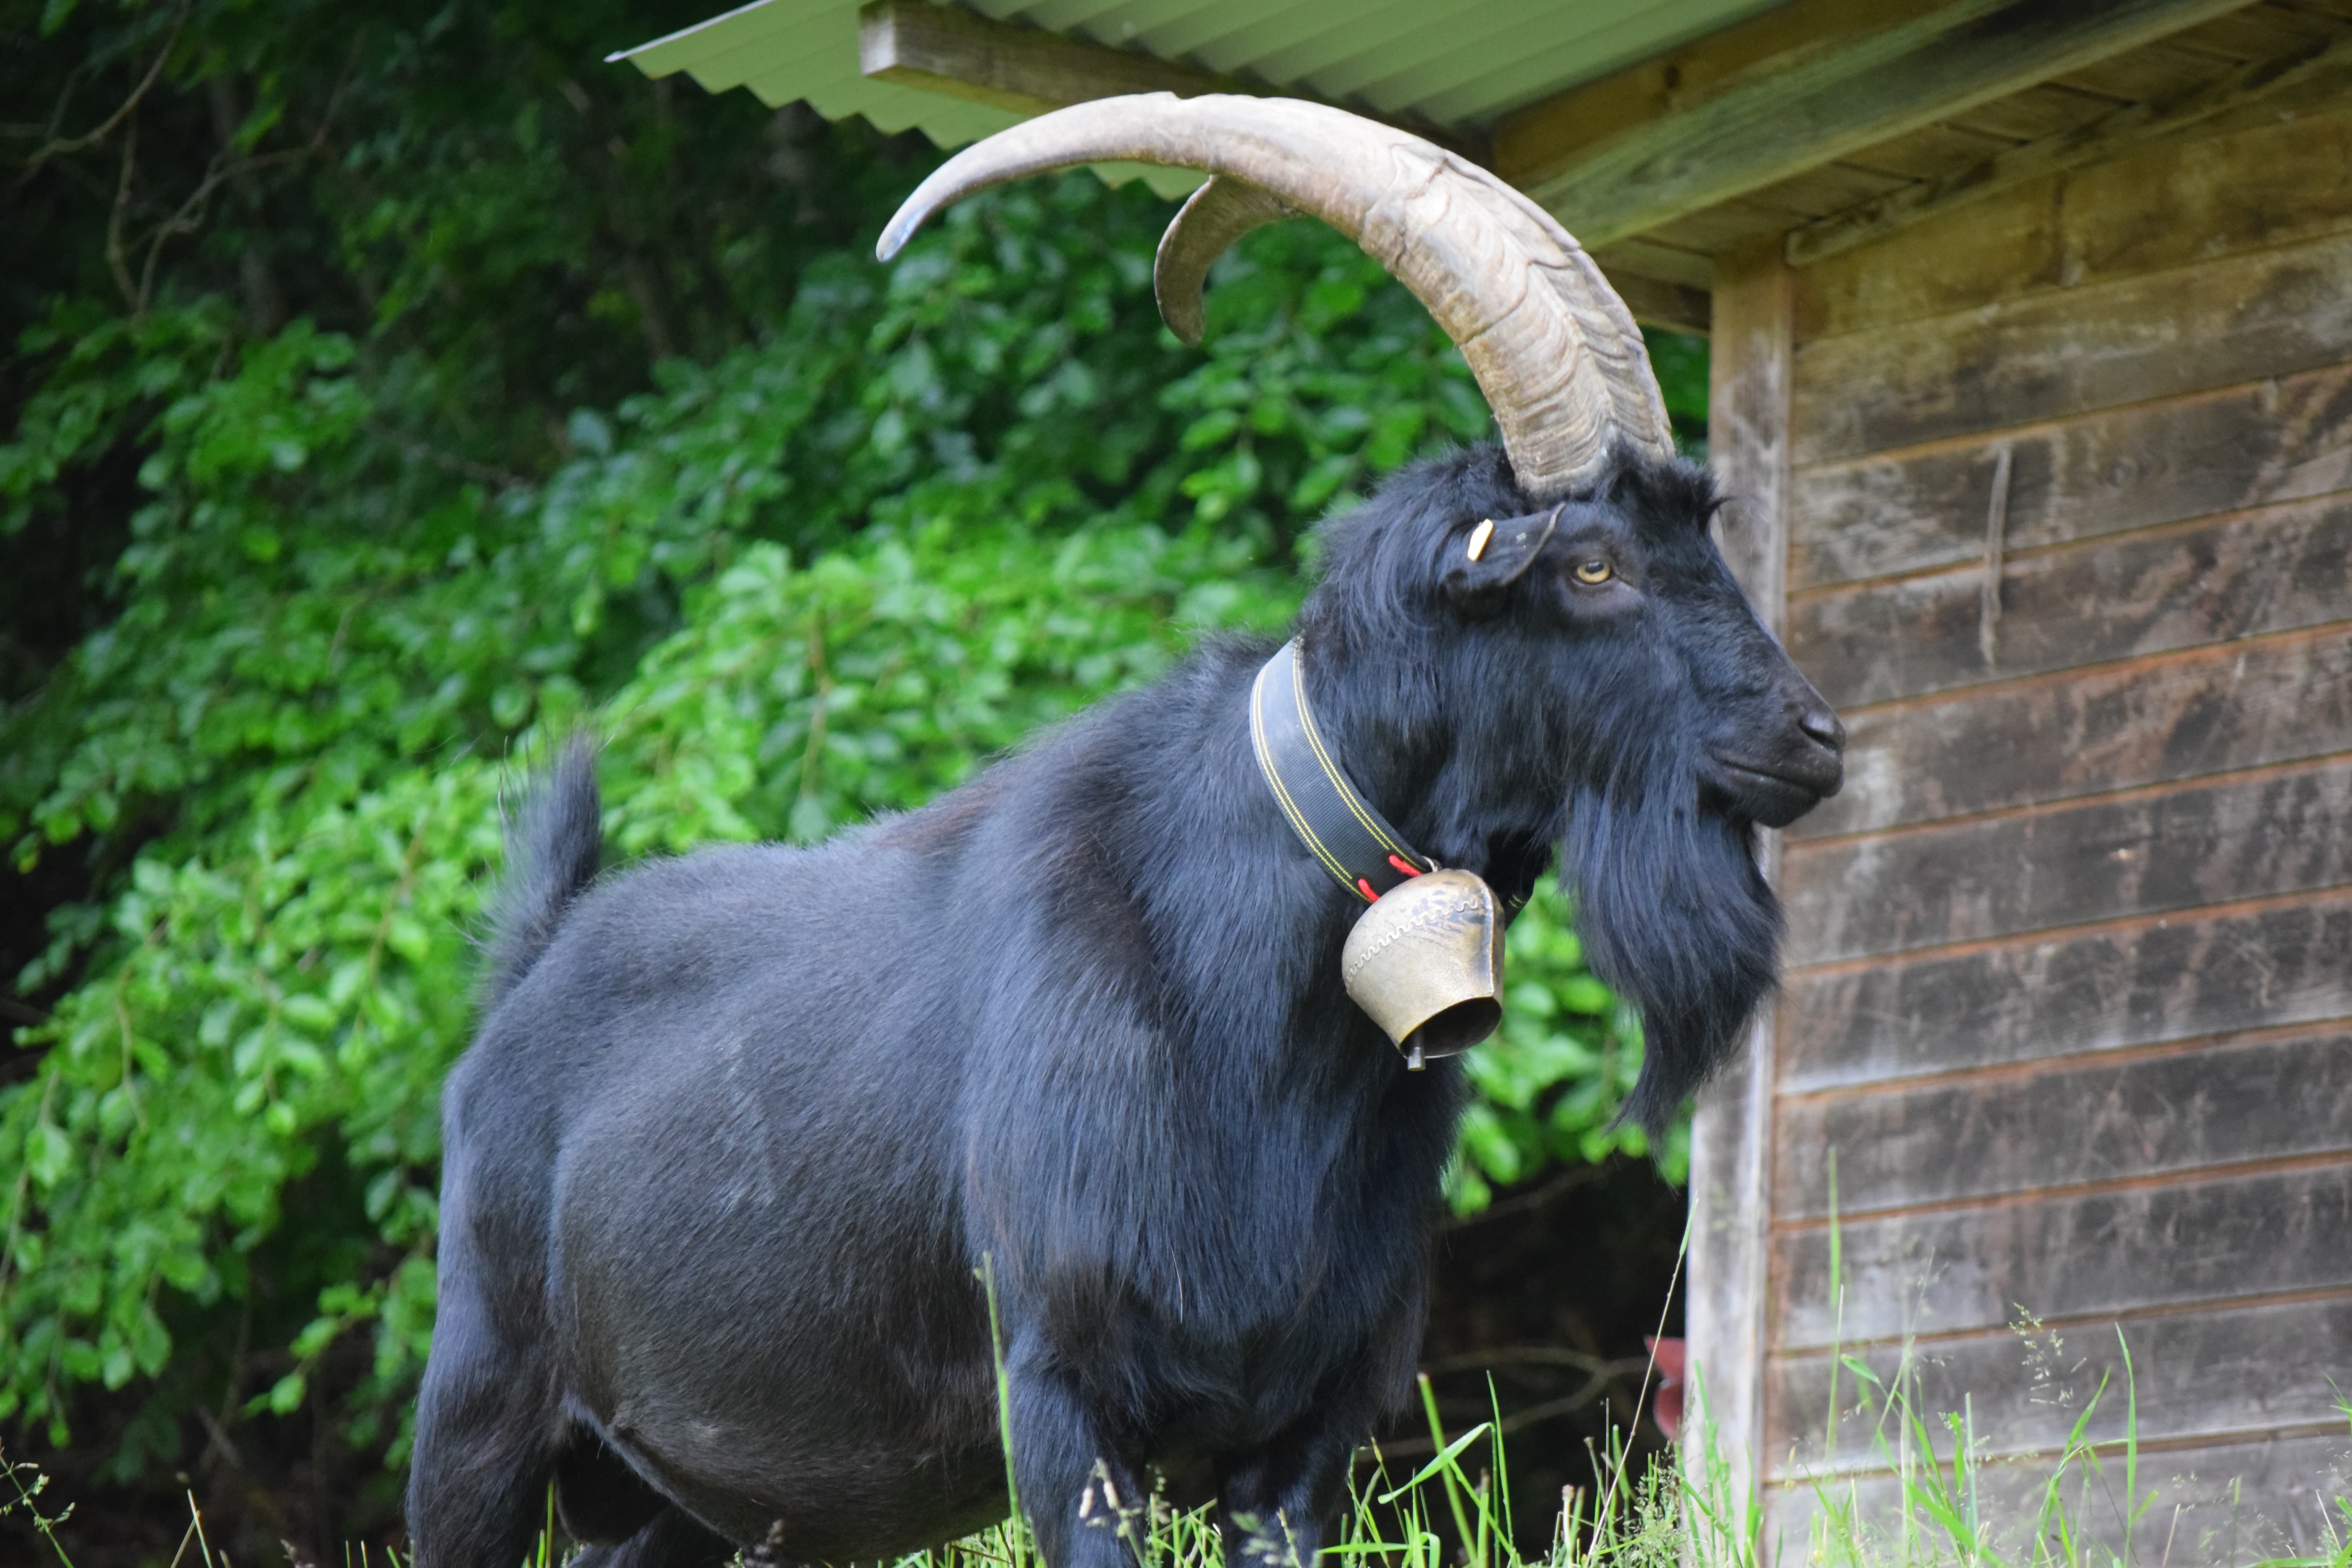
left=1405, top=1039, right=1426, bottom=1071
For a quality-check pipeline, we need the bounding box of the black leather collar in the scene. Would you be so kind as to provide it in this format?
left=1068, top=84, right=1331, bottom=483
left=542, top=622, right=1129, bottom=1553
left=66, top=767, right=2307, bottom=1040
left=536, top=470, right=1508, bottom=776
left=1249, top=639, right=1434, bottom=905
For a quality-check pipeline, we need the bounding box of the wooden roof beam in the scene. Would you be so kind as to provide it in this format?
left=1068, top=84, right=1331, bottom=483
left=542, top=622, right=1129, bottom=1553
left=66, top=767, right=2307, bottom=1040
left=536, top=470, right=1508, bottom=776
left=857, top=0, right=1481, bottom=159
left=860, top=0, right=1248, bottom=117
left=1492, top=0, right=2263, bottom=251
left=1787, top=24, right=2352, bottom=264
left=1607, top=274, right=1711, bottom=336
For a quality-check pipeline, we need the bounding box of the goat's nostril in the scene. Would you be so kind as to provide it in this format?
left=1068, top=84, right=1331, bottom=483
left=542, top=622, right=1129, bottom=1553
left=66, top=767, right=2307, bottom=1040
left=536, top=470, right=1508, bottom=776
left=1800, top=708, right=1847, bottom=754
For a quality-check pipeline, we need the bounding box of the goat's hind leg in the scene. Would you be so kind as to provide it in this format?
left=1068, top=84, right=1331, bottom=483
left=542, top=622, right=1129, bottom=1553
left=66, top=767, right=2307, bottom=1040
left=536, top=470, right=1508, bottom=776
left=568, top=1508, right=736, bottom=1568
left=404, top=1272, right=561, bottom=1568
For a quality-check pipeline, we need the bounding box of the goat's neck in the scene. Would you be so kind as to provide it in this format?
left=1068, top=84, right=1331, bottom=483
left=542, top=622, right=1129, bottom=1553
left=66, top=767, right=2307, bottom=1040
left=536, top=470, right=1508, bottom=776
left=1294, top=651, right=1436, bottom=836
left=1299, top=648, right=1555, bottom=899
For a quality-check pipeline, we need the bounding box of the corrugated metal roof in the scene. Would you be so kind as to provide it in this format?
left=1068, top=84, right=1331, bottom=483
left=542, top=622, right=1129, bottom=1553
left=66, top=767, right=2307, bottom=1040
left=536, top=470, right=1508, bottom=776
left=614, top=0, right=1784, bottom=154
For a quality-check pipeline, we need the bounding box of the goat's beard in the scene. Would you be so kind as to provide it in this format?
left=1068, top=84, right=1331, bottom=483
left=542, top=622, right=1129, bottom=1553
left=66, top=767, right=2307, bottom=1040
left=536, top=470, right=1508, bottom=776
left=1555, top=778, right=1781, bottom=1136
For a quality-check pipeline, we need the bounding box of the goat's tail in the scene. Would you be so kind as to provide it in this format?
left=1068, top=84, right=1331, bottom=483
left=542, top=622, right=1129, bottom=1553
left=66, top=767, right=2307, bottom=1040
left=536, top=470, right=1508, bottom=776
left=481, top=735, right=603, bottom=1009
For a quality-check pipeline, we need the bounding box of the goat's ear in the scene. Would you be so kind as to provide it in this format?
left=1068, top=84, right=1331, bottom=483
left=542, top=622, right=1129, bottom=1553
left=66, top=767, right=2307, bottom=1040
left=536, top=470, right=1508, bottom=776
left=1440, top=505, right=1562, bottom=601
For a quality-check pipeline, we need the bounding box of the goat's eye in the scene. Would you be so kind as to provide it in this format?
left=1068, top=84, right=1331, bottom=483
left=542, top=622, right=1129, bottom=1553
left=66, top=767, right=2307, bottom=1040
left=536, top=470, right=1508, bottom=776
left=1572, top=559, right=1614, bottom=585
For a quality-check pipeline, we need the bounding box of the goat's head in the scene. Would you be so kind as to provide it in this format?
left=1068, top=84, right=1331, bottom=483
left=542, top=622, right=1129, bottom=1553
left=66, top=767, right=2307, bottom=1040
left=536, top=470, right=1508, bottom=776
left=1304, top=443, right=1841, bottom=1129
left=882, top=94, right=1844, bottom=1129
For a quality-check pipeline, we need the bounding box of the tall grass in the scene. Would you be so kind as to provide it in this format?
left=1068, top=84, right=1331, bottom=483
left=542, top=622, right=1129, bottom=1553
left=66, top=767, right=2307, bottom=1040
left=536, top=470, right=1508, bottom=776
left=1755, top=1339, right=2352, bottom=1568
left=1760, top=1158, right=2352, bottom=1568
left=862, top=1349, right=2351, bottom=1568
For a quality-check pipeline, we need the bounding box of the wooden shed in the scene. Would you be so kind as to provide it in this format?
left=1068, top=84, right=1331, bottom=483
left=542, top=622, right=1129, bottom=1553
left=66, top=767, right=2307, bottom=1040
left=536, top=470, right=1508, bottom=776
left=617, top=0, right=2352, bottom=1547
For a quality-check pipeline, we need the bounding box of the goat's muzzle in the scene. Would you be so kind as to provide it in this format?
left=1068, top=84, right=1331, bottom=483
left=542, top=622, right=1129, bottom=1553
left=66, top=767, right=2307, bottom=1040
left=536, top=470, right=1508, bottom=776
left=1705, top=698, right=1846, bottom=828
left=1340, top=869, right=1506, bottom=1069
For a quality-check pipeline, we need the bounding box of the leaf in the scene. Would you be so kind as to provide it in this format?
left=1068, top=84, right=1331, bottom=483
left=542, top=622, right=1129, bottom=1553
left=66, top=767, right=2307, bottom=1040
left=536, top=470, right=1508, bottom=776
left=1559, top=976, right=1615, bottom=1015
left=1375, top=1423, right=1491, bottom=1503
left=265, top=1370, right=307, bottom=1416
left=27, top=1121, right=72, bottom=1189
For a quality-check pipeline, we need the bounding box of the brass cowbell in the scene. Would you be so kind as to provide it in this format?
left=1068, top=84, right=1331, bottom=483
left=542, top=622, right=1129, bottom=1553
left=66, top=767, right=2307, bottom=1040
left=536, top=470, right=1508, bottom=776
left=1339, top=868, right=1505, bottom=1069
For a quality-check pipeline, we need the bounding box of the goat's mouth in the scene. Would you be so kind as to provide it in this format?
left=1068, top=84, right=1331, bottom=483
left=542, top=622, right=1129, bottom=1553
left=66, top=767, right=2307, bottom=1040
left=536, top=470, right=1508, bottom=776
left=1704, top=753, right=1842, bottom=828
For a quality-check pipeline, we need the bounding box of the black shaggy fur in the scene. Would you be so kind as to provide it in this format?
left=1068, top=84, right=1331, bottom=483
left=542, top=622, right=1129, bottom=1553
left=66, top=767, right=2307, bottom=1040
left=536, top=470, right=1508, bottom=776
left=407, top=445, right=1843, bottom=1568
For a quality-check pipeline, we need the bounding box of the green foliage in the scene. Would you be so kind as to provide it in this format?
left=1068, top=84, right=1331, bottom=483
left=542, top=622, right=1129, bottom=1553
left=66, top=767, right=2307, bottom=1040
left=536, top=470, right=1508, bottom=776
left=0, top=0, right=1700, bottom=1517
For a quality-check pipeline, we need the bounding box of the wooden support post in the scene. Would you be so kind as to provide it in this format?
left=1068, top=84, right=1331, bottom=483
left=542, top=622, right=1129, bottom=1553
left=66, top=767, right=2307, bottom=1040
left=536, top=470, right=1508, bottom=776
left=1708, top=239, right=1791, bottom=626
left=1686, top=234, right=1792, bottom=1528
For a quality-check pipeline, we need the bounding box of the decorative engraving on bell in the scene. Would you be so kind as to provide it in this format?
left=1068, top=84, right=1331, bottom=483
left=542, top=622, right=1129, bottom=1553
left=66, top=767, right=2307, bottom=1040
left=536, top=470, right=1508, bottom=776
left=1340, top=868, right=1506, bottom=1066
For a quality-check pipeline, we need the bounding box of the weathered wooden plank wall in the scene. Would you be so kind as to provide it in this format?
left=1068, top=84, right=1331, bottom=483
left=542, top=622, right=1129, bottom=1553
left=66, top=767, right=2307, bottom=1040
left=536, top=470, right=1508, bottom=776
left=1739, top=89, right=2352, bottom=1551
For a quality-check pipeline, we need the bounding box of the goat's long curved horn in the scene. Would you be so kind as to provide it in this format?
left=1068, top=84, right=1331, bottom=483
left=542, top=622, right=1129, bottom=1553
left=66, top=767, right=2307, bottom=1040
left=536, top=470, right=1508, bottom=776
left=1153, top=176, right=1293, bottom=348
left=877, top=94, right=1675, bottom=495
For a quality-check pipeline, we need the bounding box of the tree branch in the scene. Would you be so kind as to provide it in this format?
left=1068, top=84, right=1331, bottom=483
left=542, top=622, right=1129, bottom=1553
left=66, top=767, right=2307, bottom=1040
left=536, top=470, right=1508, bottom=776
left=128, top=66, right=354, bottom=317
left=105, top=117, right=139, bottom=311
left=362, top=421, right=530, bottom=491
left=15, top=0, right=189, bottom=184
left=1442, top=1160, right=1607, bottom=1230
left=0, top=998, right=51, bottom=1027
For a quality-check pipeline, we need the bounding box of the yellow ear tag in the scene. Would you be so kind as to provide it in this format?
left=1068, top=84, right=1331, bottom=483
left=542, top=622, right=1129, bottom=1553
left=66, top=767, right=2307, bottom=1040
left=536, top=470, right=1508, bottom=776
left=1466, top=519, right=1494, bottom=561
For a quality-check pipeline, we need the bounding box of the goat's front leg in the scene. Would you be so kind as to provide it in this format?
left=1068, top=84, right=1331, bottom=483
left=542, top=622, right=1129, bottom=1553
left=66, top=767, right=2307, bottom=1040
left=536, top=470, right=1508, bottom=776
left=1214, top=1373, right=1392, bottom=1568
left=1004, top=1345, right=1154, bottom=1568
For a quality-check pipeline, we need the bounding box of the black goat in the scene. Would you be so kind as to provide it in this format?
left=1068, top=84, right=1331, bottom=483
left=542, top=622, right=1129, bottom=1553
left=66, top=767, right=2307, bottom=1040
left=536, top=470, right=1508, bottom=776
left=408, top=443, right=1842, bottom=1565
left=406, top=95, right=1844, bottom=1568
